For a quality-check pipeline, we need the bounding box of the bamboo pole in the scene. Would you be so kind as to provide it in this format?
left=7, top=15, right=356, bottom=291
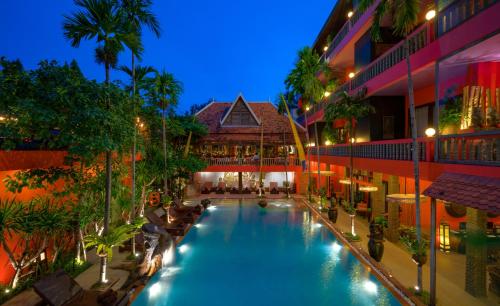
left=497, top=88, right=500, bottom=116
left=462, top=86, right=469, bottom=129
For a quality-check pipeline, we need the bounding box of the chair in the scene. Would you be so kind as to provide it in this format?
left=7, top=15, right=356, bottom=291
left=33, top=269, right=133, bottom=306
left=269, top=182, right=279, bottom=194
left=145, top=210, right=188, bottom=237
left=356, top=202, right=368, bottom=217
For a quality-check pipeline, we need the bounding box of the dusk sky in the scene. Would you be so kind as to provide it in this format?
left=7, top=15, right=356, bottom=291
left=0, top=0, right=334, bottom=114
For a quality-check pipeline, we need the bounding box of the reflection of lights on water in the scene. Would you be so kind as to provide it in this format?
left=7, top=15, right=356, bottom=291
left=162, top=245, right=175, bottom=267
left=313, top=223, right=322, bottom=228
left=179, top=244, right=189, bottom=254
left=149, top=283, right=161, bottom=297
left=331, top=242, right=342, bottom=253
left=160, top=266, right=181, bottom=278
left=207, top=206, right=216, bottom=211
left=270, top=202, right=293, bottom=208
left=363, top=280, right=378, bottom=294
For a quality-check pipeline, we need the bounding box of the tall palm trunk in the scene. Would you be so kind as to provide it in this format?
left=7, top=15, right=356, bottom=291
left=304, top=111, right=312, bottom=201
left=283, top=130, right=290, bottom=198
left=314, top=122, right=321, bottom=203
left=349, top=122, right=355, bottom=235
left=405, top=38, right=422, bottom=293
left=130, top=52, right=137, bottom=257
left=161, top=101, right=168, bottom=197
left=101, top=62, right=111, bottom=284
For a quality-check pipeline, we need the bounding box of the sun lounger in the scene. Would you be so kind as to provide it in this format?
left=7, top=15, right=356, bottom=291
left=173, top=198, right=203, bottom=215
left=33, top=269, right=132, bottom=306
left=145, top=210, right=188, bottom=237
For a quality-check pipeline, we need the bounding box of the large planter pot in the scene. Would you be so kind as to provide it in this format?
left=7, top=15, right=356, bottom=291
left=368, top=222, right=384, bottom=262
left=328, top=208, right=338, bottom=223
left=201, top=199, right=210, bottom=209
left=258, top=199, right=267, bottom=208
left=412, top=254, right=427, bottom=266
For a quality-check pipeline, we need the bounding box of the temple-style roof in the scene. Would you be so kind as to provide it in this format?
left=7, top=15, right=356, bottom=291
left=423, top=172, right=500, bottom=214
left=195, top=95, right=306, bottom=144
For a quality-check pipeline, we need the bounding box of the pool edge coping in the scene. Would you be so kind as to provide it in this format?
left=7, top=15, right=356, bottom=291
left=298, top=197, right=424, bottom=306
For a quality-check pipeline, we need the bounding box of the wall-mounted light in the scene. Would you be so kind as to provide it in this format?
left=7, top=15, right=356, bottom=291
left=339, top=179, right=351, bottom=185
left=439, top=221, right=450, bottom=253
left=305, top=106, right=310, bottom=111
left=425, top=9, right=436, bottom=21
left=425, top=127, right=436, bottom=137
left=324, top=91, right=331, bottom=98
left=323, top=45, right=328, bottom=52
left=324, top=140, right=332, bottom=146
left=350, top=137, right=356, bottom=143
left=347, top=11, right=354, bottom=18
left=359, top=186, right=378, bottom=192
left=308, top=142, right=316, bottom=147
left=348, top=72, right=355, bottom=79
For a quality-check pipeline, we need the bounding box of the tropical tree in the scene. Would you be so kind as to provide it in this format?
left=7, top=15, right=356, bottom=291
left=285, top=46, right=334, bottom=200
left=63, top=0, right=141, bottom=283
left=324, top=91, right=373, bottom=237
left=146, top=70, right=183, bottom=199
left=358, top=0, right=423, bottom=293
left=120, top=0, right=161, bottom=257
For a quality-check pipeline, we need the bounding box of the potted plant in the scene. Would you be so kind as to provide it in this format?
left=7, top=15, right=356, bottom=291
left=401, top=235, right=428, bottom=266
left=201, top=199, right=210, bottom=209
left=439, top=94, right=462, bottom=135
left=327, top=196, right=338, bottom=223
left=319, top=188, right=328, bottom=212
left=368, top=216, right=387, bottom=262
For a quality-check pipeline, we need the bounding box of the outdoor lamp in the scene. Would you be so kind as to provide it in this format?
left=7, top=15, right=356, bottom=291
left=347, top=11, right=353, bottom=18
left=323, top=45, right=328, bottom=52
left=339, top=179, right=351, bottom=185
left=425, top=127, right=436, bottom=137
left=305, top=106, right=310, bottom=111
left=324, top=91, right=331, bottom=97
left=359, top=186, right=378, bottom=192
left=348, top=72, right=355, bottom=79
left=439, top=221, right=451, bottom=253
left=325, top=140, right=332, bottom=146
left=425, top=9, right=436, bottom=21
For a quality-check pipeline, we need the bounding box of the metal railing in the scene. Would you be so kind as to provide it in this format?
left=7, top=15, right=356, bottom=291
left=438, top=0, right=499, bottom=36
left=204, top=157, right=301, bottom=167
left=438, top=130, right=500, bottom=166
left=310, top=138, right=433, bottom=162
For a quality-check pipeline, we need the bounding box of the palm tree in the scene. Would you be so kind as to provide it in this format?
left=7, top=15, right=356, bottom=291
left=120, top=0, right=160, bottom=258
left=285, top=46, right=330, bottom=200
left=324, top=91, right=373, bottom=237
left=146, top=70, right=183, bottom=199
left=359, top=0, right=423, bottom=293
left=63, top=0, right=141, bottom=284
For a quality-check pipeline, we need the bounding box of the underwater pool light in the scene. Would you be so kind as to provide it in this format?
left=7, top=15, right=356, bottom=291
left=179, top=244, right=189, bottom=254
left=207, top=206, right=216, bottom=211
left=363, top=280, right=377, bottom=294
left=331, top=242, right=342, bottom=252
left=149, top=283, right=161, bottom=297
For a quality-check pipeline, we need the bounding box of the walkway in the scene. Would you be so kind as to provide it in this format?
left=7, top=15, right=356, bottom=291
left=306, top=199, right=497, bottom=306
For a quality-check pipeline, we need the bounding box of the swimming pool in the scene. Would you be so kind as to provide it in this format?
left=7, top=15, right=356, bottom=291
left=133, top=200, right=401, bottom=306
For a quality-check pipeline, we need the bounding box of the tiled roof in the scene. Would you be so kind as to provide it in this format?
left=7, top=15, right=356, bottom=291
left=196, top=101, right=306, bottom=136
left=423, top=172, right=500, bottom=214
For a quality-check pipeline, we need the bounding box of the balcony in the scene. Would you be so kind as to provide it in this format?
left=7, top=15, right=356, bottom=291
left=204, top=157, right=301, bottom=167
left=437, top=0, right=499, bottom=36
left=310, top=131, right=500, bottom=167
left=311, top=138, right=433, bottom=162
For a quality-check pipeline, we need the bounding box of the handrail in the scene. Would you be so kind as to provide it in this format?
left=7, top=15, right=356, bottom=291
left=310, top=137, right=434, bottom=162
left=438, top=130, right=500, bottom=166
left=437, top=0, right=499, bottom=36
left=204, top=157, right=301, bottom=167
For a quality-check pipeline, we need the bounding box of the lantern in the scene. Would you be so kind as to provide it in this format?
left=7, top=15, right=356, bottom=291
left=439, top=221, right=451, bottom=253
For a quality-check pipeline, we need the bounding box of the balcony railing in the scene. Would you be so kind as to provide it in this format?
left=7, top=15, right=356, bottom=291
left=321, top=1, right=378, bottom=62
left=311, top=138, right=433, bottom=162
left=438, top=130, right=500, bottom=166
left=438, top=0, right=499, bottom=36
left=204, top=157, right=301, bottom=167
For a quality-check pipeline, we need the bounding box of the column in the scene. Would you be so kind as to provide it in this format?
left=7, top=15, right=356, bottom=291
left=238, top=172, right=243, bottom=193
left=371, top=172, right=385, bottom=219
left=465, top=207, right=487, bottom=297
left=386, top=175, right=400, bottom=242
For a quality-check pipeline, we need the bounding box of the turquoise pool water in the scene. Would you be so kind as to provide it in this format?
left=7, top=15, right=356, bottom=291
left=133, top=200, right=401, bottom=306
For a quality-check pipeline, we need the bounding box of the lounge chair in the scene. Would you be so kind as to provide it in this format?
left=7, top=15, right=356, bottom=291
left=172, top=198, right=203, bottom=215
left=216, top=181, right=226, bottom=194
left=269, top=182, right=279, bottom=194
left=145, top=210, right=188, bottom=237
left=33, top=269, right=133, bottom=306
left=201, top=182, right=213, bottom=194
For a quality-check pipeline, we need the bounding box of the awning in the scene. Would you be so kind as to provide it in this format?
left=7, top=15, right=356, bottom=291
left=423, top=172, right=500, bottom=214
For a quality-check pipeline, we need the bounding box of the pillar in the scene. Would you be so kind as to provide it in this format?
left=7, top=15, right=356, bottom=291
left=238, top=172, right=243, bottom=192
left=298, top=172, right=308, bottom=195
left=386, top=175, right=400, bottom=242
left=465, top=207, right=487, bottom=297
left=371, top=172, right=385, bottom=219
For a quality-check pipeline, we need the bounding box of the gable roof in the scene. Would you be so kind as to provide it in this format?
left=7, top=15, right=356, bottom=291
left=423, top=172, right=500, bottom=214
left=219, top=94, right=261, bottom=126
left=195, top=97, right=306, bottom=144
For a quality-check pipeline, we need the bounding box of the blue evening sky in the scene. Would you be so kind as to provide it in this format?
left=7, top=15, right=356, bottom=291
left=0, top=0, right=334, bottom=114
